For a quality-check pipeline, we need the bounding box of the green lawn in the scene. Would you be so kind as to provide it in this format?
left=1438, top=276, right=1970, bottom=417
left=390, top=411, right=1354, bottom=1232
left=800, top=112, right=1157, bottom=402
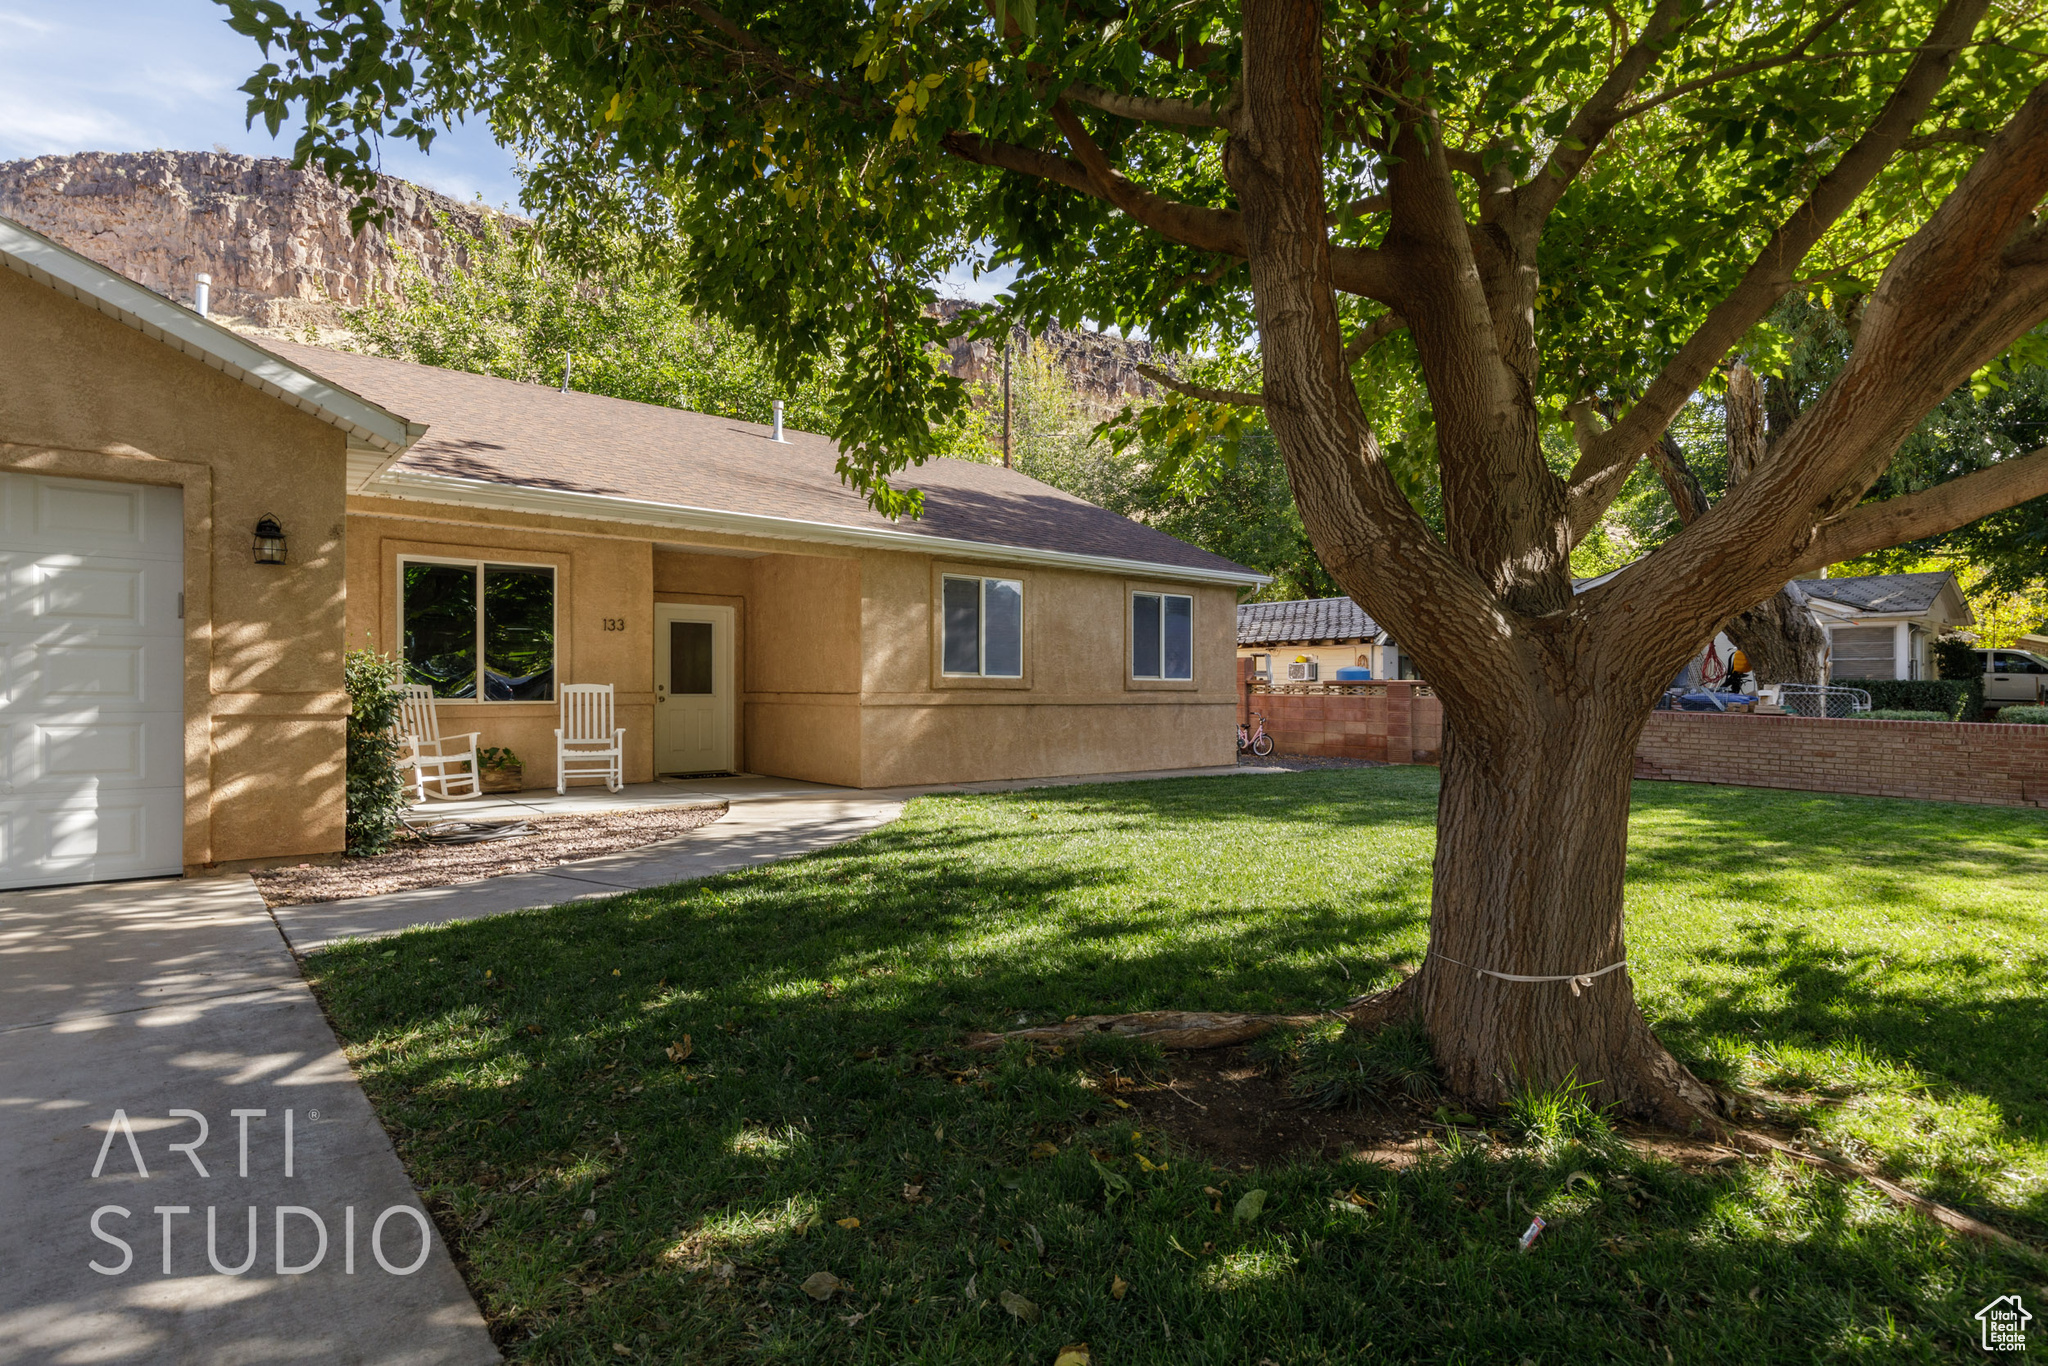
left=307, top=769, right=2048, bottom=1362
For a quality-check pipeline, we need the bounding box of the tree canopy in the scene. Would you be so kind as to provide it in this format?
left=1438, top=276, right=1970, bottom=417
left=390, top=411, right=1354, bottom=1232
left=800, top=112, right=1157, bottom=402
left=227, top=0, right=2048, bottom=519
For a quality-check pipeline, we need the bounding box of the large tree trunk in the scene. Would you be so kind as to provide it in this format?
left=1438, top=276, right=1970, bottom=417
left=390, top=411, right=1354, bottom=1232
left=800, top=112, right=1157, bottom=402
left=1723, top=585, right=1829, bottom=685
left=1412, top=686, right=1720, bottom=1121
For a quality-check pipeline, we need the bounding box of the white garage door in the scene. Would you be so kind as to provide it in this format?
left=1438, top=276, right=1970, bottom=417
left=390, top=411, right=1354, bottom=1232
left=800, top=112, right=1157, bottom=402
left=1, top=474, right=185, bottom=889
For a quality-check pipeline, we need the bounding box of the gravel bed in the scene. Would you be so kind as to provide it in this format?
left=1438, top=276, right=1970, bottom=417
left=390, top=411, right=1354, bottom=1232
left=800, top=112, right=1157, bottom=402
left=252, top=804, right=727, bottom=906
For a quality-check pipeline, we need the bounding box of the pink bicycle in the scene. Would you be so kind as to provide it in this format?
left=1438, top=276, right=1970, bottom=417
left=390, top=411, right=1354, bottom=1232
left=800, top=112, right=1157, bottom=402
left=1237, top=711, right=1274, bottom=757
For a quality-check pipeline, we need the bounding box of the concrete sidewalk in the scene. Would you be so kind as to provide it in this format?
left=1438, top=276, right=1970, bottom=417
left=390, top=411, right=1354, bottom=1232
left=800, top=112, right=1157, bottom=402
left=0, top=876, right=499, bottom=1365
left=271, top=776, right=906, bottom=954
left=270, top=765, right=1278, bottom=956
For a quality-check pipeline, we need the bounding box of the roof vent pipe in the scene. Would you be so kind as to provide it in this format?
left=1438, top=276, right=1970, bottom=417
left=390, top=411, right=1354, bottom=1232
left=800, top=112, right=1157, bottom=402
left=772, top=399, right=785, bottom=442
left=193, top=273, right=211, bottom=318
left=560, top=351, right=572, bottom=393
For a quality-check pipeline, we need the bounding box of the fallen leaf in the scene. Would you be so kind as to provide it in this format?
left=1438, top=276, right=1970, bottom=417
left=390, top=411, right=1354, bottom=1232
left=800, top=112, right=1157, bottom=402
left=581, top=1208, right=597, bottom=1225
left=1234, top=1189, right=1268, bottom=1224
left=902, top=1183, right=924, bottom=1203
left=1030, top=1141, right=1059, bottom=1159
left=999, top=1290, right=1041, bottom=1324
left=1202, top=1186, right=1224, bottom=1198
left=1110, top=1274, right=1128, bottom=1300
left=997, top=1237, right=1014, bottom=1251
left=667, top=1036, right=694, bottom=1063
left=612, top=1344, right=632, bottom=1358
left=835, top=1217, right=860, bottom=1230
left=801, top=1270, right=843, bottom=1301
left=841, top=1310, right=868, bottom=1326
left=1110, top=1098, right=1132, bottom=1109
left=1054, top=1346, right=1091, bottom=1366
left=1135, top=1153, right=1167, bottom=1172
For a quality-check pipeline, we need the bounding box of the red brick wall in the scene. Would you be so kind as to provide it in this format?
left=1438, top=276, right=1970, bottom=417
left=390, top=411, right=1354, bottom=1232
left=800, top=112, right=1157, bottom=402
left=1634, top=710, right=2048, bottom=808
left=1238, top=659, right=1442, bottom=764
left=1236, top=658, right=2048, bottom=807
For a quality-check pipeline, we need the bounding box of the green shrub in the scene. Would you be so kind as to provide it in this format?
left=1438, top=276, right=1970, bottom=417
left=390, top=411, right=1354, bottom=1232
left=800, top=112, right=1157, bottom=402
left=1861, top=709, right=1948, bottom=722
left=477, top=746, right=523, bottom=771
left=1999, top=705, right=2048, bottom=725
left=344, top=649, right=409, bottom=855
left=1933, top=634, right=1980, bottom=681
left=1857, top=677, right=1982, bottom=721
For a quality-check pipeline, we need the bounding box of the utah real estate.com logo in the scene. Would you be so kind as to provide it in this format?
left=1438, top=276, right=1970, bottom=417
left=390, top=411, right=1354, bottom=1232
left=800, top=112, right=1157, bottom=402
left=1978, top=1295, right=2031, bottom=1353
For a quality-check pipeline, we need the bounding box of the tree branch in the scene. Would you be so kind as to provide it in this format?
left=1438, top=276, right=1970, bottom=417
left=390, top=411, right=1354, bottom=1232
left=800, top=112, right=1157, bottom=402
left=1048, top=100, right=1251, bottom=258
left=1504, top=0, right=1697, bottom=238
left=1566, top=0, right=1992, bottom=513
left=1614, top=4, right=1883, bottom=120
left=1795, top=445, right=2048, bottom=571
left=938, top=131, right=1098, bottom=196
left=1342, top=312, right=1407, bottom=363
left=1063, top=83, right=1234, bottom=129
left=1135, top=362, right=1265, bottom=407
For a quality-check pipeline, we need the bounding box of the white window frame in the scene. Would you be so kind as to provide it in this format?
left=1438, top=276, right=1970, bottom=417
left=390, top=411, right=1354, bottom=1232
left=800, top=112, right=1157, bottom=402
left=940, top=573, right=1024, bottom=679
left=1130, top=590, right=1195, bottom=681
left=398, top=555, right=559, bottom=703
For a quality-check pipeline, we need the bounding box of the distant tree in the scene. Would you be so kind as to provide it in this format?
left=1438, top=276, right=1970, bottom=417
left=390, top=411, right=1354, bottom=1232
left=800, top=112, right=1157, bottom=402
left=340, top=215, right=847, bottom=432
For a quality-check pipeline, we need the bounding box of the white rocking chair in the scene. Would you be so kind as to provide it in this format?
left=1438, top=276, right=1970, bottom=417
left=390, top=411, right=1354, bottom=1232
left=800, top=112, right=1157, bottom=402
left=556, top=684, right=625, bottom=793
left=394, top=683, right=481, bottom=801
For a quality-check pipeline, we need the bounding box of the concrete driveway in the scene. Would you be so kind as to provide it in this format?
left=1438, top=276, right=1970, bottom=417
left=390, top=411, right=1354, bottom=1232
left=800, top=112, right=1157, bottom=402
left=0, top=875, right=498, bottom=1365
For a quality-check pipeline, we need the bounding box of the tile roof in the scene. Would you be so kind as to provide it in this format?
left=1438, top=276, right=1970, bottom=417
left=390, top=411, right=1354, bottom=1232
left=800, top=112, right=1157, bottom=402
left=269, top=340, right=1257, bottom=580
left=1236, top=596, right=1381, bottom=645
left=1793, top=571, right=1957, bottom=616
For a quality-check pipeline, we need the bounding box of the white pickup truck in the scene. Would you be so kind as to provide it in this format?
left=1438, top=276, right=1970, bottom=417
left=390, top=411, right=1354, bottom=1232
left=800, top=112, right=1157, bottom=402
left=1975, top=647, right=2048, bottom=707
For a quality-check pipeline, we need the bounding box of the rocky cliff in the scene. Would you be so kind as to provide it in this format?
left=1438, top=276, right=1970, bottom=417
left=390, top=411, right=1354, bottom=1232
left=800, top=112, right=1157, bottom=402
left=1, top=150, right=1158, bottom=414
left=0, top=149, right=512, bottom=333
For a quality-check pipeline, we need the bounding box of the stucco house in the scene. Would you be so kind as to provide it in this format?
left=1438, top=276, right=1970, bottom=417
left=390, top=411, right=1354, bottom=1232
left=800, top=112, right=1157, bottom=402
left=0, top=214, right=1263, bottom=889
left=1236, top=596, right=1413, bottom=682
left=1795, top=571, right=1973, bottom=681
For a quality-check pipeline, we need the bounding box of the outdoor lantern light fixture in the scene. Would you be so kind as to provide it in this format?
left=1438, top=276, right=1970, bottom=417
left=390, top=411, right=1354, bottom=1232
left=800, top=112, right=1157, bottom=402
left=253, top=514, right=288, bottom=565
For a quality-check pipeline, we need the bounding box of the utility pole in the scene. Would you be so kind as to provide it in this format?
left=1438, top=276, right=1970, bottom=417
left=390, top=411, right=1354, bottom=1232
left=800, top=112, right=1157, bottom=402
left=1000, top=335, right=1012, bottom=470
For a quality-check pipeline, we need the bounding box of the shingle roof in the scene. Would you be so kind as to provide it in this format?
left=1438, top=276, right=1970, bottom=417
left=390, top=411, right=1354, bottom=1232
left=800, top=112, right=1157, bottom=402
left=1793, top=571, right=1956, bottom=616
left=1236, top=596, right=1381, bottom=646
left=269, top=340, right=1258, bottom=581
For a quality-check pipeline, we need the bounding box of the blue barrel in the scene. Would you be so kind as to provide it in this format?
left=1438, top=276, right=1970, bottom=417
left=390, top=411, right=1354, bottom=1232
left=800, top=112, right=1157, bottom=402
left=1333, top=666, right=1373, bottom=681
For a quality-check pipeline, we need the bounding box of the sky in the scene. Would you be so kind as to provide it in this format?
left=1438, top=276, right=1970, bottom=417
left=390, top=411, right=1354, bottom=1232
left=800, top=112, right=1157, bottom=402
left=0, top=0, right=1013, bottom=300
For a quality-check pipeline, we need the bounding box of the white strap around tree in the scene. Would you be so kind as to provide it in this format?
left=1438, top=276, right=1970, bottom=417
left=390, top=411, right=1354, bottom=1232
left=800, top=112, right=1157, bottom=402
left=1431, top=953, right=1628, bottom=997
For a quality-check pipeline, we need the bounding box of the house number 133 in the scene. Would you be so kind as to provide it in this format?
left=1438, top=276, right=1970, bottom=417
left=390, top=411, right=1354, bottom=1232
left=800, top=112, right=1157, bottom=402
left=601, top=617, right=627, bottom=631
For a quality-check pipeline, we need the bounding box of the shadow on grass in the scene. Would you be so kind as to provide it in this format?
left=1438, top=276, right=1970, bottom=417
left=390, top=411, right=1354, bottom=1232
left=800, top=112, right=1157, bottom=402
left=303, top=770, right=2043, bottom=1363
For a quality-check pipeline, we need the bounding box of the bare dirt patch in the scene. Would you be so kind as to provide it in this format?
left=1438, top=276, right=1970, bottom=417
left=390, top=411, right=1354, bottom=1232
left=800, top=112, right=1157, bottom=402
left=252, top=804, right=726, bottom=906
left=1099, top=1046, right=1743, bottom=1172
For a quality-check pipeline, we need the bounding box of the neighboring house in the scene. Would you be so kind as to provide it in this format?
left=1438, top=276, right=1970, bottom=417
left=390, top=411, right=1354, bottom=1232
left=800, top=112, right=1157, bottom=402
left=1793, top=572, right=1974, bottom=681
left=0, top=214, right=1264, bottom=889
left=1236, top=596, right=1413, bottom=682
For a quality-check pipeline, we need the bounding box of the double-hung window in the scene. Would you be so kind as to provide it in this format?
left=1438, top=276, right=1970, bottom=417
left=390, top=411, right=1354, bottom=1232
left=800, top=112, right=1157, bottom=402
left=941, top=574, right=1023, bottom=678
left=1131, top=591, right=1194, bottom=681
left=401, top=559, right=557, bottom=701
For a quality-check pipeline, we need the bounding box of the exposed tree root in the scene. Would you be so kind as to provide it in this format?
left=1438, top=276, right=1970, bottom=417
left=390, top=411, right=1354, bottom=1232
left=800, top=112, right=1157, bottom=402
left=963, top=991, right=2037, bottom=1258
left=963, top=1009, right=1328, bottom=1051
left=962, top=978, right=1419, bottom=1053
left=1719, top=1126, right=2036, bottom=1255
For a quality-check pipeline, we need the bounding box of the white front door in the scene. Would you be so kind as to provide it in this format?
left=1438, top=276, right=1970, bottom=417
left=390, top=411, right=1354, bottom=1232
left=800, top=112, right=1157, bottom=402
left=0, top=474, right=185, bottom=889
left=653, top=604, right=734, bottom=775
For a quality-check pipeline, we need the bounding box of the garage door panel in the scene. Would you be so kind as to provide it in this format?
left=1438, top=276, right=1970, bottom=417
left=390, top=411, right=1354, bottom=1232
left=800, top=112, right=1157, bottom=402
left=32, top=562, right=144, bottom=624
left=34, top=643, right=143, bottom=702
left=0, top=473, right=184, bottom=889
left=0, top=796, right=177, bottom=885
